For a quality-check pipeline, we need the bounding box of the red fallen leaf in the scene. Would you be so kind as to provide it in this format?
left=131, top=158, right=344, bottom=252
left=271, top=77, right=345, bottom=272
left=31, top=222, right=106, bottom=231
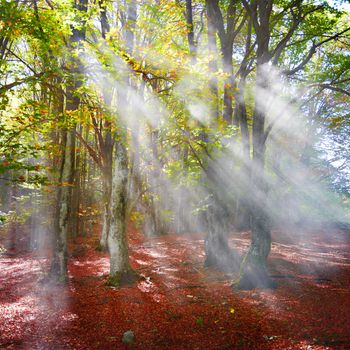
left=1, top=224, right=350, bottom=349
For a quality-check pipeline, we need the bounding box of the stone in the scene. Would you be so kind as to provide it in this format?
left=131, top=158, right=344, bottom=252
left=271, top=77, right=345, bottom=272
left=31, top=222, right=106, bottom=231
left=122, top=330, right=135, bottom=344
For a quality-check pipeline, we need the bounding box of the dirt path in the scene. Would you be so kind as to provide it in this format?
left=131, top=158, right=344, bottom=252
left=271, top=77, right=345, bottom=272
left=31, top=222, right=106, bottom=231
left=1, top=227, right=350, bottom=349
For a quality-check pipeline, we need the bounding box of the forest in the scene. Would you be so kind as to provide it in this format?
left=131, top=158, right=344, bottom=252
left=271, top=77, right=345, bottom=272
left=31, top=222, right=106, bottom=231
left=0, top=0, right=350, bottom=349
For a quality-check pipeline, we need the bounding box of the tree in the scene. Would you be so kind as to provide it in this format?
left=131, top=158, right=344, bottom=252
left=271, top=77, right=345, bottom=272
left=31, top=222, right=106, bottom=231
left=235, top=0, right=350, bottom=289
left=49, top=0, right=89, bottom=282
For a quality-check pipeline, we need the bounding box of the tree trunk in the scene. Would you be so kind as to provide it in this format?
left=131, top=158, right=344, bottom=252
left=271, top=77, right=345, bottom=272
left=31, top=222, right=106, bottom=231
left=204, top=194, right=240, bottom=272
left=185, top=0, right=197, bottom=62
left=233, top=76, right=251, bottom=230
left=107, top=139, right=136, bottom=286
left=222, top=48, right=234, bottom=124
left=206, top=0, right=219, bottom=121
left=175, top=147, right=190, bottom=233
left=143, top=129, right=163, bottom=236
left=49, top=0, right=87, bottom=282
left=70, top=129, right=81, bottom=239
left=50, top=127, right=75, bottom=283
left=7, top=181, right=18, bottom=251
left=235, top=63, right=275, bottom=289
left=233, top=0, right=276, bottom=289
left=105, top=0, right=137, bottom=286
left=100, top=171, right=112, bottom=250
left=202, top=1, right=234, bottom=270
left=235, top=147, right=274, bottom=289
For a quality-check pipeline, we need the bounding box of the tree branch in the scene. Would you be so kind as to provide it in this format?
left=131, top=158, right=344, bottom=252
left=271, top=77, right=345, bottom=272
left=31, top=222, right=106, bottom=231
left=0, top=73, right=45, bottom=95
left=284, top=27, right=350, bottom=76
left=75, top=130, right=103, bottom=168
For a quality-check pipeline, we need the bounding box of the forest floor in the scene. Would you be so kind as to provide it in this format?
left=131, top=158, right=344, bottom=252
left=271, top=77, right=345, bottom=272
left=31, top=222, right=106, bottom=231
left=0, top=224, right=350, bottom=350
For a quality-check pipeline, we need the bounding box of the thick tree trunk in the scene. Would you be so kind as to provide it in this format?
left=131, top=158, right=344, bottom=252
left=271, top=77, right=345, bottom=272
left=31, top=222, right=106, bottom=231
left=202, top=1, right=235, bottom=270
left=107, top=139, right=136, bottom=286
left=204, top=194, right=240, bottom=272
left=235, top=63, right=275, bottom=289
left=235, top=149, right=274, bottom=289
left=104, top=0, right=137, bottom=286
left=233, top=1, right=276, bottom=289
left=204, top=158, right=239, bottom=271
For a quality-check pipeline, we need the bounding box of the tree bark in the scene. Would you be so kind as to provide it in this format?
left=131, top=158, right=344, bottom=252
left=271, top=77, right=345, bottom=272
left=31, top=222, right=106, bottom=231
left=206, top=0, right=219, bottom=121
left=186, top=0, right=197, bottom=61
left=107, top=139, right=136, bottom=286
left=202, top=0, right=234, bottom=270
left=100, top=170, right=112, bottom=250
left=49, top=0, right=87, bottom=282
left=50, top=127, right=75, bottom=282
left=106, top=0, right=137, bottom=285
left=204, top=193, right=240, bottom=272
left=235, top=0, right=276, bottom=289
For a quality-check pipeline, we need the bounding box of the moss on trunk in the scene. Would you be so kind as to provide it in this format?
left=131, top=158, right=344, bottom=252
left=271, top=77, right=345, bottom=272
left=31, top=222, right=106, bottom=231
left=233, top=209, right=276, bottom=290
left=106, top=268, right=139, bottom=287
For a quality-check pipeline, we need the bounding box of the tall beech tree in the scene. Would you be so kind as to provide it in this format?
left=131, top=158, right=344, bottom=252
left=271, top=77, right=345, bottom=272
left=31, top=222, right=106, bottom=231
left=107, top=0, right=138, bottom=285
left=50, top=0, right=88, bottom=282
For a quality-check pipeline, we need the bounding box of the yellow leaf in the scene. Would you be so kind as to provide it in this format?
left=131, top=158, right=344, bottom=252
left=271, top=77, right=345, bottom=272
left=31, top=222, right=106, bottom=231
left=230, top=308, right=235, bottom=314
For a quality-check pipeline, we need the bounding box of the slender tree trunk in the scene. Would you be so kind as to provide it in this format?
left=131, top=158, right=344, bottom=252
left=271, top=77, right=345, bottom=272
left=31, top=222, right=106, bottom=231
left=78, top=124, right=88, bottom=236
left=143, top=129, right=163, bottom=236
left=186, top=0, right=197, bottom=62
left=233, top=76, right=251, bottom=230
left=236, top=77, right=250, bottom=161
left=222, top=48, right=234, bottom=124
left=206, top=0, right=219, bottom=121
left=50, top=83, right=78, bottom=281
left=49, top=0, right=87, bottom=282
left=7, top=180, right=18, bottom=251
left=70, top=127, right=82, bottom=239
left=99, top=118, right=114, bottom=250
left=176, top=146, right=189, bottom=233
left=100, top=170, right=112, bottom=250
left=92, top=0, right=114, bottom=248
left=99, top=95, right=114, bottom=249
left=171, top=0, right=196, bottom=234
left=50, top=127, right=75, bottom=282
